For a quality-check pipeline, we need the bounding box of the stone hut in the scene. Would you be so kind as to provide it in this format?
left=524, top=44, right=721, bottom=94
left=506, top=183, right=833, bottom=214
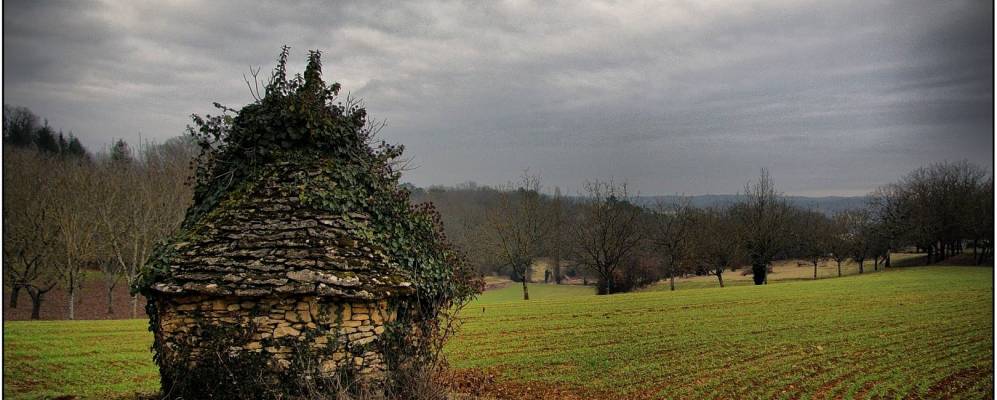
left=144, top=158, right=414, bottom=386
left=134, top=50, right=476, bottom=398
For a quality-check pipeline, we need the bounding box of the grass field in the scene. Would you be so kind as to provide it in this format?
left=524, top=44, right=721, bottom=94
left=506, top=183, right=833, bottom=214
left=3, top=265, right=992, bottom=399
left=448, top=266, right=993, bottom=399
left=642, top=253, right=928, bottom=292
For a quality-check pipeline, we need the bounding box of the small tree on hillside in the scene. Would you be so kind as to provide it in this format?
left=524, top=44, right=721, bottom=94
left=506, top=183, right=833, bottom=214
left=545, top=187, right=568, bottom=284
left=486, top=173, right=549, bottom=300
left=650, top=200, right=694, bottom=291
left=732, top=169, right=791, bottom=285
left=794, top=209, right=832, bottom=280
left=842, top=209, right=873, bottom=273
left=828, top=213, right=852, bottom=277
left=690, top=207, right=743, bottom=287
left=571, top=180, right=645, bottom=294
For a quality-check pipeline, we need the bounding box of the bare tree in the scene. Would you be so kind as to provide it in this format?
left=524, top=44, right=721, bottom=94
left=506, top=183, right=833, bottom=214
left=690, top=207, right=742, bottom=288
left=828, top=213, right=851, bottom=277
left=546, top=187, right=568, bottom=284
left=51, top=158, right=101, bottom=320
left=793, top=209, right=832, bottom=280
left=650, top=200, right=694, bottom=291
left=842, top=209, right=873, bottom=273
left=732, top=170, right=791, bottom=285
left=571, top=180, right=645, bottom=295
left=872, top=161, right=990, bottom=264
left=96, top=138, right=194, bottom=317
left=2, top=148, right=61, bottom=319
left=485, top=173, right=548, bottom=300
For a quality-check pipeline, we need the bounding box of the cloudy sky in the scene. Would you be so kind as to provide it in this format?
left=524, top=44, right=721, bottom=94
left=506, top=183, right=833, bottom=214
left=3, top=0, right=993, bottom=196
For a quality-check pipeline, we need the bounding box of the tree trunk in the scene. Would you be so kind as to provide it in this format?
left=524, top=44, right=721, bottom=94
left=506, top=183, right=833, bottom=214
left=669, top=273, right=676, bottom=291
left=521, top=275, right=529, bottom=301
left=858, top=259, right=864, bottom=274
left=29, top=290, right=43, bottom=320
left=874, top=256, right=879, bottom=272
left=131, top=295, right=140, bottom=319
left=68, top=285, right=76, bottom=320
left=837, top=260, right=842, bottom=277
left=716, top=268, right=724, bottom=288
left=598, top=275, right=615, bottom=295
left=751, top=263, right=766, bottom=285
left=106, top=288, right=115, bottom=315
left=9, top=285, right=21, bottom=309
left=553, top=254, right=562, bottom=284
left=885, top=252, right=891, bottom=268
left=813, top=261, right=818, bottom=280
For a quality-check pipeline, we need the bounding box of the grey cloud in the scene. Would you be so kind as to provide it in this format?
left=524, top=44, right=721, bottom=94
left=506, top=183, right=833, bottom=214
left=3, top=0, right=991, bottom=195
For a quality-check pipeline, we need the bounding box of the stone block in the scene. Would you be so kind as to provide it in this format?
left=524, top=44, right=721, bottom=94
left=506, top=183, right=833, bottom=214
left=273, top=325, right=300, bottom=338
left=353, top=336, right=375, bottom=346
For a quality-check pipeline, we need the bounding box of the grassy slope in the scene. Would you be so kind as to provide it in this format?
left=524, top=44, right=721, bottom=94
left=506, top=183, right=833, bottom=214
left=446, top=266, right=993, bottom=399
left=3, top=266, right=992, bottom=399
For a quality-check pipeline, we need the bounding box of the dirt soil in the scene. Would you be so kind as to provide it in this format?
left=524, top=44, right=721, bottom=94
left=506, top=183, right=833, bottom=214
left=442, top=368, right=613, bottom=400
left=3, top=276, right=146, bottom=321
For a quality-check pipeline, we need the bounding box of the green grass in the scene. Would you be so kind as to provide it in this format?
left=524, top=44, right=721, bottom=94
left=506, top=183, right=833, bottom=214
left=446, top=266, right=994, bottom=399
left=3, top=319, right=155, bottom=399
left=473, top=283, right=594, bottom=304
left=3, top=266, right=993, bottom=399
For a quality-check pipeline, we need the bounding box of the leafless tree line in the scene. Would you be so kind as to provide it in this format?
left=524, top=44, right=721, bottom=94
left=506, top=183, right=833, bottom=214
left=3, top=138, right=194, bottom=319
left=420, top=163, right=992, bottom=298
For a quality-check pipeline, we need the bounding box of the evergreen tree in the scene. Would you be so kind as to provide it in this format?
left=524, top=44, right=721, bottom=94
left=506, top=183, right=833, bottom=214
left=66, top=134, right=88, bottom=159
left=34, top=122, right=60, bottom=155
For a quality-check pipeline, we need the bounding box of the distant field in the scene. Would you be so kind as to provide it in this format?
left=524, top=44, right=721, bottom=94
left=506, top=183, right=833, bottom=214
left=642, top=253, right=927, bottom=292
left=3, top=265, right=992, bottom=399
left=474, top=283, right=594, bottom=304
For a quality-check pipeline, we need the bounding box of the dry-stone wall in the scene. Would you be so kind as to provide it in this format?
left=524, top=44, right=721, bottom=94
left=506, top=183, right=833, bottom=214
left=157, top=295, right=396, bottom=377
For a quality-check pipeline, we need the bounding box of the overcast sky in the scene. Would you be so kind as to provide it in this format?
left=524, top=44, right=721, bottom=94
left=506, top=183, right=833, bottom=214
left=3, top=0, right=993, bottom=196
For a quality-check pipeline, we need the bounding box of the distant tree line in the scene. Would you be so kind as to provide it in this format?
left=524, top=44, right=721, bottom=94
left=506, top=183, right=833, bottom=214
left=3, top=104, right=993, bottom=315
left=3, top=105, right=88, bottom=158
left=415, top=165, right=992, bottom=298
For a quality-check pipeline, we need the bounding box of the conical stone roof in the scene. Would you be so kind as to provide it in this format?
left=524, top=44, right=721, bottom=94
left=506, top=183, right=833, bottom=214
left=147, top=157, right=414, bottom=300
